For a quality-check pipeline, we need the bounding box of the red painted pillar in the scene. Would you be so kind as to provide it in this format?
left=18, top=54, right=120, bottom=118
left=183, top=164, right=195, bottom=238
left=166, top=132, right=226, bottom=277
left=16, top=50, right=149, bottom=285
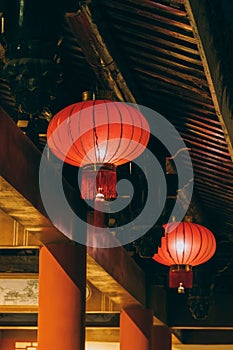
left=152, top=325, right=171, bottom=350
left=37, top=243, right=86, bottom=350
left=120, top=309, right=153, bottom=350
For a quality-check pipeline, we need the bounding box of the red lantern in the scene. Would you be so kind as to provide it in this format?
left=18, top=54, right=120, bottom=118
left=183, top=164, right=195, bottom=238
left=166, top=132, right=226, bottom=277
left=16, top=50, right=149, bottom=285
left=47, top=100, right=150, bottom=199
left=153, top=222, right=216, bottom=290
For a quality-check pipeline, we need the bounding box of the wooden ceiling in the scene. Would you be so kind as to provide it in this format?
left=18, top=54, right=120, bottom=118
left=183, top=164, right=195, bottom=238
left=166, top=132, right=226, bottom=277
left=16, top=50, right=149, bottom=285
left=0, top=0, right=233, bottom=346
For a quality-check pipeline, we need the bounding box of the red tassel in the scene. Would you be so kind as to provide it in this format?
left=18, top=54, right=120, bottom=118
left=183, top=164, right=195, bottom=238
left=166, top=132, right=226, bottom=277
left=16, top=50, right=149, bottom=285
left=169, top=265, right=193, bottom=289
left=81, top=163, right=117, bottom=200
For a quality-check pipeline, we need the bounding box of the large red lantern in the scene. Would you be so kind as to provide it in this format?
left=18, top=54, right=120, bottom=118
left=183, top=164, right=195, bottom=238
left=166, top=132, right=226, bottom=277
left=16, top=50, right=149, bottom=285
left=153, top=222, right=216, bottom=291
left=47, top=99, right=150, bottom=199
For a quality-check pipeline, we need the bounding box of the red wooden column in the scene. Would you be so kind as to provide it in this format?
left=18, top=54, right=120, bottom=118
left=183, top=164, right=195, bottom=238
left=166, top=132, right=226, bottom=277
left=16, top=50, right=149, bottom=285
left=37, top=243, right=86, bottom=350
left=152, top=325, right=171, bottom=350
left=120, top=309, right=153, bottom=350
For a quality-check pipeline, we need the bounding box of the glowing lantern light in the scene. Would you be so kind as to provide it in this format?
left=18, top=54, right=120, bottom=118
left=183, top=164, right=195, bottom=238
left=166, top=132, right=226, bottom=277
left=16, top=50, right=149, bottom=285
left=153, top=222, right=216, bottom=290
left=47, top=99, right=150, bottom=200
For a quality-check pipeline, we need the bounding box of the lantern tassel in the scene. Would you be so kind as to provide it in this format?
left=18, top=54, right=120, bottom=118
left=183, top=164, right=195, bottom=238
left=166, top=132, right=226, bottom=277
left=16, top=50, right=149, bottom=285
left=169, top=265, right=193, bottom=290
left=81, top=163, right=117, bottom=200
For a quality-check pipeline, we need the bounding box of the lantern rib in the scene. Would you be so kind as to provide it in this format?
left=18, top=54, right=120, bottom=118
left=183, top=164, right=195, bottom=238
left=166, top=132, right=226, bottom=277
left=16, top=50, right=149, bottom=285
left=101, top=101, right=110, bottom=164
left=165, top=227, right=177, bottom=265
left=154, top=238, right=170, bottom=265
left=92, top=99, right=100, bottom=164
left=190, top=225, right=202, bottom=265
left=104, top=101, right=124, bottom=165
left=179, top=222, right=185, bottom=264
left=122, top=105, right=138, bottom=163
left=182, top=223, right=185, bottom=264
left=195, top=227, right=208, bottom=265
left=175, top=225, right=179, bottom=264
left=115, top=103, right=135, bottom=164
left=194, top=227, right=215, bottom=265
left=118, top=106, right=144, bottom=163
left=198, top=226, right=213, bottom=265
left=123, top=106, right=141, bottom=162
left=159, top=245, right=174, bottom=265
left=48, top=121, right=66, bottom=162
left=67, top=104, right=85, bottom=164
left=107, top=101, right=123, bottom=164
left=133, top=108, right=147, bottom=158
left=49, top=106, right=82, bottom=165
left=186, top=222, right=194, bottom=264
left=122, top=104, right=135, bottom=163
left=77, top=102, right=93, bottom=165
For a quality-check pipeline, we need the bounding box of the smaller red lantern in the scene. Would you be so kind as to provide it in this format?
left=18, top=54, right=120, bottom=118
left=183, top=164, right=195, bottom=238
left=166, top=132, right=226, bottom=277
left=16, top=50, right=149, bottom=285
left=153, top=222, right=216, bottom=290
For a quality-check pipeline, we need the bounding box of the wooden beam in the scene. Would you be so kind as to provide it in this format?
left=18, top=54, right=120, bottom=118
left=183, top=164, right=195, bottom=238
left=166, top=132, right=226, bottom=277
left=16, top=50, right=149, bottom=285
left=87, top=247, right=146, bottom=309
left=0, top=108, right=68, bottom=244
left=184, top=0, right=233, bottom=160
left=0, top=177, right=68, bottom=244
left=86, top=328, right=120, bottom=342
left=65, top=4, right=137, bottom=103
